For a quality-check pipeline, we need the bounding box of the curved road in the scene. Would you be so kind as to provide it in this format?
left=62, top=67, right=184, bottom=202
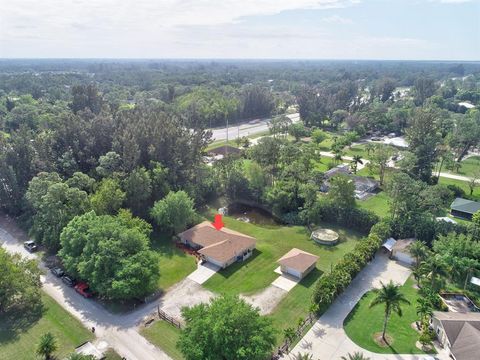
left=0, top=217, right=171, bottom=360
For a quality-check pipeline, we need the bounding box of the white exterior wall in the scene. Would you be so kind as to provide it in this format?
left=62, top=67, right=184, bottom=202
left=394, top=251, right=415, bottom=265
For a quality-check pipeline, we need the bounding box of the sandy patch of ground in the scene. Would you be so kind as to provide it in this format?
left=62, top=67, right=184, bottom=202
left=158, top=278, right=215, bottom=322
left=241, top=285, right=287, bottom=315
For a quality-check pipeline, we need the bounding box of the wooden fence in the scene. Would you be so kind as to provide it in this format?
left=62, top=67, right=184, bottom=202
left=271, top=312, right=316, bottom=359
left=157, top=306, right=182, bottom=329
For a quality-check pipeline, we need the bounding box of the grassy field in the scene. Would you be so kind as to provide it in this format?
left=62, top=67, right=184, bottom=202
left=0, top=293, right=93, bottom=360
left=344, top=277, right=427, bottom=355
left=441, top=156, right=480, bottom=178
left=142, top=321, right=184, bottom=360
left=438, top=176, right=480, bottom=200
left=151, top=231, right=197, bottom=291
left=357, top=192, right=391, bottom=218
left=203, top=213, right=362, bottom=296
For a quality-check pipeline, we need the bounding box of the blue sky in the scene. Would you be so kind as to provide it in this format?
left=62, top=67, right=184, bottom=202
left=1, top=0, right=479, bottom=59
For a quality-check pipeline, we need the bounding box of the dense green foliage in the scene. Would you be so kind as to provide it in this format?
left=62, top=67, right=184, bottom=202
left=178, top=295, right=276, bottom=360
left=0, top=248, right=42, bottom=313
left=150, top=191, right=197, bottom=234
left=59, top=210, right=160, bottom=300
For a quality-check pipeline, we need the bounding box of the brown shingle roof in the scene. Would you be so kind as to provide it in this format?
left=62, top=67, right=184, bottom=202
left=198, top=237, right=256, bottom=264
left=179, top=221, right=256, bottom=264
left=178, top=221, right=254, bottom=248
left=434, top=311, right=480, bottom=360
left=277, top=248, right=319, bottom=273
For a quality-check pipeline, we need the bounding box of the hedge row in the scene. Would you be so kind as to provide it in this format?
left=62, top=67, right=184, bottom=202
left=311, top=221, right=391, bottom=313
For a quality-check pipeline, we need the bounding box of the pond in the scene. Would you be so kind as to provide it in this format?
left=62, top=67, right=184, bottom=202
left=227, top=203, right=281, bottom=226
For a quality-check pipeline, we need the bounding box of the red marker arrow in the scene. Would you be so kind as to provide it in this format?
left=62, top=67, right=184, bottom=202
left=212, top=214, right=224, bottom=231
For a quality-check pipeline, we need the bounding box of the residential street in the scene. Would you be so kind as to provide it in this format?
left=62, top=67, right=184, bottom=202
left=285, top=253, right=450, bottom=360
left=210, top=112, right=300, bottom=141
left=0, top=218, right=172, bottom=360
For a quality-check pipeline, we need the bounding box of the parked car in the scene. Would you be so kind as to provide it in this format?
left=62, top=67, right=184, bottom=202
left=371, top=136, right=382, bottom=141
left=61, top=275, right=76, bottom=287
left=74, top=282, right=94, bottom=298
left=50, top=267, right=64, bottom=277
left=23, top=240, right=38, bottom=252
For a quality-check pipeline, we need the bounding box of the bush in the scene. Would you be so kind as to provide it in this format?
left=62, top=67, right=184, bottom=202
left=311, top=220, right=390, bottom=313
left=447, top=184, right=466, bottom=198
left=308, top=200, right=379, bottom=233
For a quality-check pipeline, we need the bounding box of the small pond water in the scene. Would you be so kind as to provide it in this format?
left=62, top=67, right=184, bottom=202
left=227, top=203, right=281, bottom=226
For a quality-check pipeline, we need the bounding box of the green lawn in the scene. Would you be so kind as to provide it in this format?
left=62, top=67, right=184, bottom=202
left=357, top=192, right=391, bottom=218
left=441, top=156, right=480, bottom=178
left=141, top=321, right=184, bottom=360
left=151, top=231, right=197, bottom=291
left=0, top=293, right=93, bottom=360
left=203, top=214, right=362, bottom=296
left=438, top=176, right=480, bottom=200
left=344, top=277, right=426, bottom=355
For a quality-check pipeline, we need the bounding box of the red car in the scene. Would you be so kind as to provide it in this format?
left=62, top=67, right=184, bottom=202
left=74, top=282, right=94, bottom=298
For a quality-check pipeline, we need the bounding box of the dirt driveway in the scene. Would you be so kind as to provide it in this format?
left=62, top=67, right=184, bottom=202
left=158, top=278, right=215, bottom=322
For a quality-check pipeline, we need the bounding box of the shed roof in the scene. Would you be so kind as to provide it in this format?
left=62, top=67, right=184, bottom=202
left=450, top=198, right=480, bottom=215
left=277, top=248, right=319, bottom=273
left=207, top=145, right=241, bottom=156
left=382, top=238, right=396, bottom=252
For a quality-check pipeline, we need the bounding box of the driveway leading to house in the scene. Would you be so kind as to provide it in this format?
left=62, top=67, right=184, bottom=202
left=187, top=262, right=221, bottom=284
left=284, top=253, right=447, bottom=360
left=158, top=278, right=215, bottom=322
left=241, top=285, right=287, bottom=315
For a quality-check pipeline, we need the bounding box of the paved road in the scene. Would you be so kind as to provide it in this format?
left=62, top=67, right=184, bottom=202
left=210, top=113, right=299, bottom=141
left=284, top=253, right=450, bottom=360
left=0, top=220, right=171, bottom=360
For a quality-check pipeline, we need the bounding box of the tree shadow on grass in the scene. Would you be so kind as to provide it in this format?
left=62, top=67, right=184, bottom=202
left=0, top=303, right=45, bottom=345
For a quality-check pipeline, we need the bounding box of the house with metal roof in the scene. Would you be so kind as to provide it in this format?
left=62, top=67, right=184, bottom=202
left=450, top=197, right=480, bottom=220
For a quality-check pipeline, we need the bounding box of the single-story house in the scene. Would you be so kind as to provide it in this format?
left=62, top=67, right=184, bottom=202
left=277, top=248, right=319, bottom=279
left=431, top=311, right=480, bottom=360
left=178, top=221, right=256, bottom=269
left=436, top=216, right=458, bottom=224
left=450, top=197, right=480, bottom=220
left=207, top=145, right=242, bottom=157
left=381, top=238, right=415, bottom=265
left=321, top=165, right=378, bottom=198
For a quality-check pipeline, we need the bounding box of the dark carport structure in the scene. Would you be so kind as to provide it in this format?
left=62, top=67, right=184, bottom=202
left=450, top=197, right=480, bottom=220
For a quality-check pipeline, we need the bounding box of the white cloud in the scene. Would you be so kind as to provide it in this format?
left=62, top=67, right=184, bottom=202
left=320, top=15, right=353, bottom=24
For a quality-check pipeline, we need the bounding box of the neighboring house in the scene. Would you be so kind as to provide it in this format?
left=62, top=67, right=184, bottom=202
left=436, top=216, right=458, bottom=224
left=277, top=248, right=319, bottom=279
left=431, top=311, right=480, bottom=360
left=450, top=197, right=480, bottom=220
left=207, top=145, right=242, bottom=157
left=381, top=238, right=415, bottom=265
left=178, top=221, right=256, bottom=269
left=321, top=164, right=379, bottom=199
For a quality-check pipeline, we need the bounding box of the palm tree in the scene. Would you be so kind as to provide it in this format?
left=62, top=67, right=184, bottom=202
left=416, top=297, right=433, bottom=329
left=369, top=281, right=411, bottom=342
left=333, top=151, right=343, bottom=165
left=409, top=241, right=429, bottom=268
left=37, top=332, right=57, bottom=360
left=341, top=352, right=371, bottom=360
left=350, top=155, right=363, bottom=174
left=365, top=142, right=375, bottom=157
left=421, top=255, right=448, bottom=289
